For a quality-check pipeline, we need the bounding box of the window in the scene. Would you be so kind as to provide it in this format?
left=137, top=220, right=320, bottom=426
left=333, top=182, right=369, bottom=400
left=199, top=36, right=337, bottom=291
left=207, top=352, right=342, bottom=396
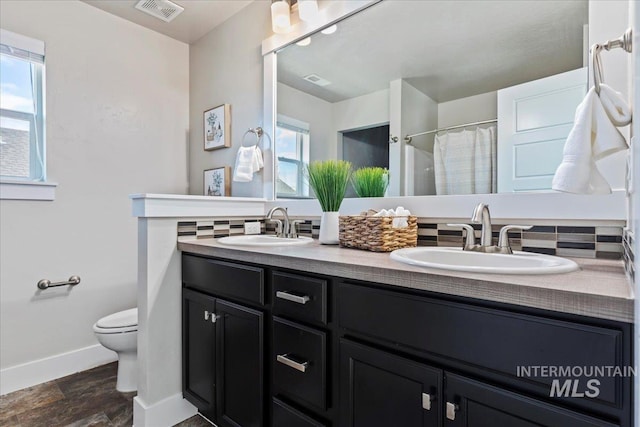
left=1, top=29, right=45, bottom=182
left=276, top=115, right=310, bottom=198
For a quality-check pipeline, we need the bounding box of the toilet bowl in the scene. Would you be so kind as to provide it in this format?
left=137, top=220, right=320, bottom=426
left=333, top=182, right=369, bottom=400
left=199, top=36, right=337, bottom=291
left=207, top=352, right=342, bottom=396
left=93, top=308, right=138, bottom=392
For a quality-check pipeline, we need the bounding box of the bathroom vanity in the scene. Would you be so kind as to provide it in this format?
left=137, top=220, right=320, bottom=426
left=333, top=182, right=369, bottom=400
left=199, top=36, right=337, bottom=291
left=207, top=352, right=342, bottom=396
left=179, top=239, right=633, bottom=427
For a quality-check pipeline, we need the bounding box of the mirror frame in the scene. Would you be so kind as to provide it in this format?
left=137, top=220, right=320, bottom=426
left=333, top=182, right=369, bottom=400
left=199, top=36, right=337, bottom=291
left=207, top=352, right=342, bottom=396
left=261, top=0, right=626, bottom=221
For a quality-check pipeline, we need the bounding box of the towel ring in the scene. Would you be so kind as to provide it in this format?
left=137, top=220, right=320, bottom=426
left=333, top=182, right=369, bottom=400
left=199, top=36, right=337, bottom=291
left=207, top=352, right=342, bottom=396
left=242, top=127, right=264, bottom=147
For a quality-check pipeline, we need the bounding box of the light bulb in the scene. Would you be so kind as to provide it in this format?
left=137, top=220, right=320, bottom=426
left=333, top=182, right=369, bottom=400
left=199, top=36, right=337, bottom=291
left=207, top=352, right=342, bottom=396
left=271, top=0, right=291, bottom=34
left=298, top=0, right=319, bottom=23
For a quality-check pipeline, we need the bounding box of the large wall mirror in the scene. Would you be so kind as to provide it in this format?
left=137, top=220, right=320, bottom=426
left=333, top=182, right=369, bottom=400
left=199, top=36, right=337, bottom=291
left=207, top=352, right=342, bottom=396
left=270, top=0, right=622, bottom=200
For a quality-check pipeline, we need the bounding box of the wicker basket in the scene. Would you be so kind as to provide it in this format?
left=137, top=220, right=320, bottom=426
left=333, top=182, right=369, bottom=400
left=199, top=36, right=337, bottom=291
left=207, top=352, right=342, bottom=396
left=339, top=215, right=418, bottom=252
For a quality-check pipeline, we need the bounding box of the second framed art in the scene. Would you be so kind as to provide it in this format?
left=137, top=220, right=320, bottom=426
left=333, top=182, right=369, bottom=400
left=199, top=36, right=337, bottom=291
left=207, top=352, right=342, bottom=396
left=204, top=104, right=231, bottom=150
left=204, top=166, right=231, bottom=196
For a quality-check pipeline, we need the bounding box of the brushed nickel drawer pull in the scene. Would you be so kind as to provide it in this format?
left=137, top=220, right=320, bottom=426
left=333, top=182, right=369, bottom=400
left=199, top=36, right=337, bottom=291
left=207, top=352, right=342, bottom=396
left=276, top=291, right=310, bottom=305
left=276, top=354, right=308, bottom=373
left=422, top=393, right=433, bottom=410
left=446, top=402, right=458, bottom=420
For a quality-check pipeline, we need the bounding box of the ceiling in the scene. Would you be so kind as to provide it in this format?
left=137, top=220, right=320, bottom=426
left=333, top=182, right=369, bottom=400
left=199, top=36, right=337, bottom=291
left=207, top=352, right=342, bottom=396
left=277, top=0, right=588, bottom=103
left=82, top=0, right=253, bottom=44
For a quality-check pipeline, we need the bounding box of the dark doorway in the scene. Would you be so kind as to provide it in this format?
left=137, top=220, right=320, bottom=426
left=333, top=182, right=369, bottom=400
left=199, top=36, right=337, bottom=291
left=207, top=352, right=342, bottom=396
left=342, top=125, right=389, bottom=198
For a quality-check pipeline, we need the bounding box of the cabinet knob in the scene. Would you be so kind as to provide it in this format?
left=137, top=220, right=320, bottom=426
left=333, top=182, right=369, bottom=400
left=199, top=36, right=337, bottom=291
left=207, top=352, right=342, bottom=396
left=446, top=402, right=459, bottom=421
left=422, top=393, right=434, bottom=411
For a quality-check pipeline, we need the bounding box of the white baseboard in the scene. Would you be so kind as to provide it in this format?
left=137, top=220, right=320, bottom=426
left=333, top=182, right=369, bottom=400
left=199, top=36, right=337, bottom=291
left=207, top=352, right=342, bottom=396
left=133, top=393, right=197, bottom=427
left=0, top=344, right=117, bottom=395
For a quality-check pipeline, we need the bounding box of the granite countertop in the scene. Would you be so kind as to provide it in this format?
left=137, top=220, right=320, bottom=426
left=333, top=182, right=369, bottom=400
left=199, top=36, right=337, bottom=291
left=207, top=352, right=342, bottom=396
left=177, top=238, right=634, bottom=323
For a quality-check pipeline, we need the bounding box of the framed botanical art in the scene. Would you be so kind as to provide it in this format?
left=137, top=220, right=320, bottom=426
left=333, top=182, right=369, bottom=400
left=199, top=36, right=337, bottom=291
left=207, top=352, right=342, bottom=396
left=203, top=104, right=231, bottom=150
left=204, top=166, right=231, bottom=196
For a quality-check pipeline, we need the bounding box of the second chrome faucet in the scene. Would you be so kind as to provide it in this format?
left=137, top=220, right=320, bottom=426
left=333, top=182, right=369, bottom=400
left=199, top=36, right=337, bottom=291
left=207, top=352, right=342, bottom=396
left=449, top=203, right=531, bottom=254
left=266, top=206, right=304, bottom=239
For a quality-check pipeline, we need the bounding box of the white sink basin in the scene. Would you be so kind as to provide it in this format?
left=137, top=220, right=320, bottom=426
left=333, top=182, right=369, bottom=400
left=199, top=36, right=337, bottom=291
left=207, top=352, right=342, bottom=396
left=217, top=235, right=313, bottom=247
left=390, top=247, right=579, bottom=275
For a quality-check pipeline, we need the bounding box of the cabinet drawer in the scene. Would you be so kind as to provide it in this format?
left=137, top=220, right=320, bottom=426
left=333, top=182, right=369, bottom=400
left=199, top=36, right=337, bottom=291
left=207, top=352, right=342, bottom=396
left=273, top=317, right=327, bottom=410
left=182, top=254, right=264, bottom=305
left=273, top=398, right=327, bottom=427
left=273, top=271, right=327, bottom=324
left=337, top=282, right=624, bottom=409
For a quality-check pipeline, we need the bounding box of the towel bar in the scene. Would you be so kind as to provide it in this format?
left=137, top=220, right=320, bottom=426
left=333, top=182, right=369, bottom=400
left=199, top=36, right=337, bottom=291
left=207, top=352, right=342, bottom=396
left=37, top=275, right=81, bottom=290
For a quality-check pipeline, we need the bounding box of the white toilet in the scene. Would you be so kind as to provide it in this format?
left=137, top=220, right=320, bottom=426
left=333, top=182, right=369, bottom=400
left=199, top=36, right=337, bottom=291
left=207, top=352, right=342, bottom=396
left=93, top=308, right=138, bottom=392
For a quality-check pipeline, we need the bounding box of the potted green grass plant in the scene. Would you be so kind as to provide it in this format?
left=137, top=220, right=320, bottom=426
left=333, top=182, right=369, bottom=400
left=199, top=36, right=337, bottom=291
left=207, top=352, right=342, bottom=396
left=351, top=167, right=389, bottom=197
left=306, top=160, right=352, bottom=244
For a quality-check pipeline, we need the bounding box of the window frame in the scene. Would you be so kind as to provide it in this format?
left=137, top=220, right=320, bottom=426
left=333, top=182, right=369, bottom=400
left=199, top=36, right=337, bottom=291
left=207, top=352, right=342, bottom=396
left=0, top=28, right=54, bottom=200
left=276, top=115, right=310, bottom=199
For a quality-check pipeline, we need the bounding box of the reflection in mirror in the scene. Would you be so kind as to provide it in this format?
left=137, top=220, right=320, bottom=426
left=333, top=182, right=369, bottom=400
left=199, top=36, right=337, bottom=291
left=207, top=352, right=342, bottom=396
left=275, top=0, right=589, bottom=198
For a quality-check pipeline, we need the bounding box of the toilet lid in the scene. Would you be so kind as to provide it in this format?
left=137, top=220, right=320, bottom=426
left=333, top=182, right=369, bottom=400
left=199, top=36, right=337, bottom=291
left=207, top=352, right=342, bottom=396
left=96, top=308, right=138, bottom=329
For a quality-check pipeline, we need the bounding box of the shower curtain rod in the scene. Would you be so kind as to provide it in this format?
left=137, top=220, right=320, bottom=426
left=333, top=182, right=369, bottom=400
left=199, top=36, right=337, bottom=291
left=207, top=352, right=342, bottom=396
left=404, top=119, right=497, bottom=144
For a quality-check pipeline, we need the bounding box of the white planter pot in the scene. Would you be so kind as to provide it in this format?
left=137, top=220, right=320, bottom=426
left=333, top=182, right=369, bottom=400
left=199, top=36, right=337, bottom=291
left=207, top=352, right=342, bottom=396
left=319, top=211, right=340, bottom=245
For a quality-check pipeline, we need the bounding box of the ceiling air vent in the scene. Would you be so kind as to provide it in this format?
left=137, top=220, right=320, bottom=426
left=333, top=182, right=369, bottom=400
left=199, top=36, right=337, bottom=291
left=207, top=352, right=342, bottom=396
left=303, top=73, right=331, bottom=87
left=134, top=0, right=184, bottom=23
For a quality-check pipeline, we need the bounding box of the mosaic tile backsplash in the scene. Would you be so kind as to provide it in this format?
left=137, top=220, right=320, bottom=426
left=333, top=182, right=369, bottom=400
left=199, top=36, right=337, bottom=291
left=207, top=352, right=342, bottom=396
left=622, top=228, right=634, bottom=280
left=178, top=217, right=625, bottom=261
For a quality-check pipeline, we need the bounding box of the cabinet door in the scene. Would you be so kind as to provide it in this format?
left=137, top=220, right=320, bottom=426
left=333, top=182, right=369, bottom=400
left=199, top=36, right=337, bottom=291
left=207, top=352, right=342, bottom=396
left=444, top=373, right=619, bottom=427
left=340, top=339, right=442, bottom=427
left=215, top=299, right=265, bottom=427
left=182, top=288, right=217, bottom=420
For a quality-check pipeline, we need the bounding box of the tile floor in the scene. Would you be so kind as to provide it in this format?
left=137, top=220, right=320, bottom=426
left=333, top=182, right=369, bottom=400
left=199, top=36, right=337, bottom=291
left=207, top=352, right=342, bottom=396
left=0, top=363, right=210, bottom=427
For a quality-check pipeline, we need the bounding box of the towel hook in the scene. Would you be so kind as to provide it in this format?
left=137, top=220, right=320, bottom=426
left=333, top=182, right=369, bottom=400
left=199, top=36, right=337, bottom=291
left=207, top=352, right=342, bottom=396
left=592, top=28, right=633, bottom=95
left=592, top=43, right=605, bottom=95
left=242, top=127, right=263, bottom=147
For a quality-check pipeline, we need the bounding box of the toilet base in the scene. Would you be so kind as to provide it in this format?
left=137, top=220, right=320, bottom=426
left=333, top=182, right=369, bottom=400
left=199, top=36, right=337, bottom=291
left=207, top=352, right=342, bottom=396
left=116, top=351, right=137, bottom=392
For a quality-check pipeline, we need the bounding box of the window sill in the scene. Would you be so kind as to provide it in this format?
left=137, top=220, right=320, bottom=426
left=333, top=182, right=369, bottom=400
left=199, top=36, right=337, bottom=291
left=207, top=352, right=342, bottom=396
left=0, top=180, right=57, bottom=201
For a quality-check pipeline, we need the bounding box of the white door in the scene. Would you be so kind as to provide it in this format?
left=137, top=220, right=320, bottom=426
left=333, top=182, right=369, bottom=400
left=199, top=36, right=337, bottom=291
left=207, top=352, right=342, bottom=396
left=497, top=67, right=587, bottom=192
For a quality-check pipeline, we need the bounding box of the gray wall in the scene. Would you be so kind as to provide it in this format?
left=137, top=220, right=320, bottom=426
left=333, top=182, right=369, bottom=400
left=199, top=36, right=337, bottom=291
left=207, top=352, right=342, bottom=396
left=0, top=0, right=189, bottom=371
left=189, top=1, right=271, bottom=197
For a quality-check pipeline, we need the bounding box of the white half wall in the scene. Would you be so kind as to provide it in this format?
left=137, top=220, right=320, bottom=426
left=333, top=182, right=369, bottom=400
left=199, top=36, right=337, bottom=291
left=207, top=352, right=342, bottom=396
left=0, top=0, right=189, bottom=384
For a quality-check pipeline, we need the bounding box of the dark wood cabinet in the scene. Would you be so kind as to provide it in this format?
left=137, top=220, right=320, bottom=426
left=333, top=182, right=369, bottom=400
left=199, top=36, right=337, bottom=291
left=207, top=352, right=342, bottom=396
left=339, top=339, right=442, bottom=427
left=443, top=373, right=619, bottom=427
left=182, top=288, right=217, bottom=420
left=182, top=253, right=632, bottom=427
left=216, top=299, right=264, bottom=427
left=182, top=278, right=264, bottom=426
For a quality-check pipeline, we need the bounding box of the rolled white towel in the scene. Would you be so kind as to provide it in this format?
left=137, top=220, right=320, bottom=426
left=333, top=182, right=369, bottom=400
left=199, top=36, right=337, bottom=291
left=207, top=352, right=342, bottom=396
left=373, top=206, right=411, bottom=228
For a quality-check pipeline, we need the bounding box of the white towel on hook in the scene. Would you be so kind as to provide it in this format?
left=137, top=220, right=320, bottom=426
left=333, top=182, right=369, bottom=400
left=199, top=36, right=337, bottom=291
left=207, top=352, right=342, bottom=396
left=233, top=145, right=264, bottom=182
left=552, top=86, right=629, bottom=194
left=598, top=84, right=632, bottom=126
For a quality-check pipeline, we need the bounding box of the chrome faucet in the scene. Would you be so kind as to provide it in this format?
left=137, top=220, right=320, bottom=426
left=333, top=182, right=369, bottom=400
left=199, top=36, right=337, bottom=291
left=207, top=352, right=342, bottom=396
left=266, top=207, right=304, bottom=238
left=266, top=207, right=290, bottom=238
left=448, top=203, right=532, bottom=254
left=471, top=203, right=493, bottom=247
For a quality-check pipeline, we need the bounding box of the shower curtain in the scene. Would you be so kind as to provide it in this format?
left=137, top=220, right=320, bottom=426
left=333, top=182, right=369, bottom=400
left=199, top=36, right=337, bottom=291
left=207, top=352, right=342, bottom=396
left=433, top=125, right=497, bottom=195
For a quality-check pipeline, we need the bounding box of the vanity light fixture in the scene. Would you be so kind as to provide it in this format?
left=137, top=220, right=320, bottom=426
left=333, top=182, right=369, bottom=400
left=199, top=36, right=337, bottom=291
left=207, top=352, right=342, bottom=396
left=271, top=0, right=320, bottom=34
left=298, top=0, right=319, bottom=23
left=296, top=37, right=311, bottom=47
left=321, top=25, right=337, bottom=35
left=271, top=0, right=291, bottom=34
